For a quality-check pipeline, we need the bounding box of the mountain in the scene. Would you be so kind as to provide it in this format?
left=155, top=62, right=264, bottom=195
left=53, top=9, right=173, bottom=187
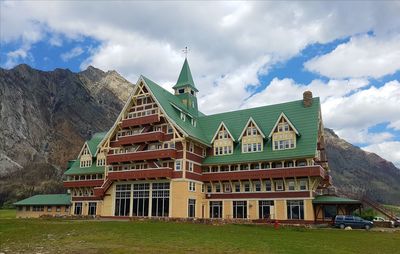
left=0, top=65, right=133, bottom=206
left=325, top=128, right=400, bottom=205
left=0, top=65, right=399, bottom=206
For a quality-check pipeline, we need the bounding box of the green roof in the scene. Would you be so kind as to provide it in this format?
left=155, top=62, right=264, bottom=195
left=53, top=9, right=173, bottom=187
left=143, top=76, right=321, bottom=164
left=64, top=159, right=105, bottom=175
left=312, top=195, right=361, bottom=204
left=14, top=194, right=71, bottom=206
left=172, top=58, right=198, bottom=92
left=87, top=132, right=107, bottom=156
left=199, top=99, right=320, bottom=165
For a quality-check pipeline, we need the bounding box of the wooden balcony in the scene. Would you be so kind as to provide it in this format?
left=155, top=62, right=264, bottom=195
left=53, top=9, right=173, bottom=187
left=110, top=131, right=166, bottom=147
left=121, top=114, right=159, bottom=128
left=107, top=149, right=177, bottom=163
left=107, top=168, right=173, bottom=180
left=63, top=179, right=104, bottom=188
left=202, top=165, right=325, bottom=182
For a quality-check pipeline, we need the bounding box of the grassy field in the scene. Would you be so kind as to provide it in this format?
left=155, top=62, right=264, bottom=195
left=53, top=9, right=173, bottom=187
left=0, top=210, right=399, bottom=254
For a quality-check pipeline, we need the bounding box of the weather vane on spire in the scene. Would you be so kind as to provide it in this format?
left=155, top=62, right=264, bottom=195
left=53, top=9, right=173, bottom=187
left=182, top=46, right=190, bottom=59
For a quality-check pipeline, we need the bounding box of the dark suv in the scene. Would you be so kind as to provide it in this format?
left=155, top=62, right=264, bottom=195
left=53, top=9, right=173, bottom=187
left=334, top=215, right=374, bottom=230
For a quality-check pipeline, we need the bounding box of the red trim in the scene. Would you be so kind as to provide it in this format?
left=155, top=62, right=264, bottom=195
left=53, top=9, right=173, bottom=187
left=202, top=166, right=324, bottom=181
left=206, top=191, right=311, bottom=199
left=186, top=152, right=203, bottom=163
left=110, top=132, right=166, bottom=146
left=107, top=149, right=177, bottom=163
left=172, top=171, right=183, bottom=178
left=186, top=171, right=203, bottom=181
left=108, top=168, right=173, bottom=180
left=121, top=114, right=159, bottom=128
left=63, top=180, right=104, bottom=188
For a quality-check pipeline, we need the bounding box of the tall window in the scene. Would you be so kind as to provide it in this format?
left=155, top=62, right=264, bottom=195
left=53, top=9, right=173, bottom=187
left=151, top=183, right=170, bottom=217
left=189, top=142, right=194, bottom=152
left=209, top=201, right=223, bottom=218
left=188, top=162, right=194, bottom=172
left=275, top=180, right=284, bottom=191
left=265, top=180, right=272, bottom=192
left=233, top=201, right=247, bottom=219
left=88, top=202, right=97, bottom=216
left=188, top=199, right=196, bottom=218
left=133, top=183, right=150, bottom=217
left=189, top=182, right=196, bottom=192
left=74, top=202, right=82, bottom=215
left=115, top=184, right=131, bottom=216
left=299, top=179, right=308, bottom=190
left=259, top=200, right=274, bottom=219
left=287, top=180, right=295, bottom=191
left=287, top=200, right=304, bottom=220
left=175, top=160, right=182, bottom=171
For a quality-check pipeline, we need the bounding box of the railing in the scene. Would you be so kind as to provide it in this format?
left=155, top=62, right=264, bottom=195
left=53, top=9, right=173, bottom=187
left=107, top=167, right=173, bottom=180
left=202, top=165, right=325, bottom=181
left=107, top=149, right=177, bottom=163
left=121, top=114, right=159, bottom=128
left=110, top=131, right=166, bottom=146
left=63, top=179, right=104, bottom=188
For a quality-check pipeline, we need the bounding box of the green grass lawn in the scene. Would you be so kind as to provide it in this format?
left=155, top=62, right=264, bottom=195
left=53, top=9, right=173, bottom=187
left=0, top=210, right=399, bottom=254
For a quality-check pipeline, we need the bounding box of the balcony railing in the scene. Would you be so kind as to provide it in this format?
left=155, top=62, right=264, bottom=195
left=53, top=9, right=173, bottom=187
left=202, top=165, right=325, bottom=182
left=107, top=167, right=173, bottom=180
left=107, top=149, right=177, bottom=163
left=121, top=114, right=159, bottom=128
left=110, top=131, right=166, bottom=147
left=63, top=179, right=104, bottom=188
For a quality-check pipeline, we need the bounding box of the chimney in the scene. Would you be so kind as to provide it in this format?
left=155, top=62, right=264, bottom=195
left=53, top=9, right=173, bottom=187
left=303, top=91, right=313, bottom=107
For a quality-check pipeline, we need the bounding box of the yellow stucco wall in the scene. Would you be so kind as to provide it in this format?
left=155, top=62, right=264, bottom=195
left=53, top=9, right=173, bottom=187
left=304, top=199, right=314, bottom=221
left=248, top=200, right=257, bottom=219
left=170, top=180, right=204, bottom=218
left=16, top=205, right=70, bottom=218
left=274, top=200, right=287, bottom=220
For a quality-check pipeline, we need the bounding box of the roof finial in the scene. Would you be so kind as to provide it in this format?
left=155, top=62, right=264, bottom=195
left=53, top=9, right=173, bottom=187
left=182, top=46, right=190, bottom=59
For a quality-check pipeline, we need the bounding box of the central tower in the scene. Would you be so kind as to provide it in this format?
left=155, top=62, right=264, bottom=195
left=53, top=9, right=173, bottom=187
left=173, top=58, right=198, bottom=113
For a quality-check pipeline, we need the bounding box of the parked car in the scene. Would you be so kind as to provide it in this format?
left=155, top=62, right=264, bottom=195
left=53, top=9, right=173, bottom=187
left=395, top=217, right=400, bottom=227
left=334, top=215, right=374, bottom=230
left=373, top=216, right=395, bottom=227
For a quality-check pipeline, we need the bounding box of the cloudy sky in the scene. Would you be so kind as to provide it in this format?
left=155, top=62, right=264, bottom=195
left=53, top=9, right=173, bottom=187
left=1, top=1, right=400, bottom=167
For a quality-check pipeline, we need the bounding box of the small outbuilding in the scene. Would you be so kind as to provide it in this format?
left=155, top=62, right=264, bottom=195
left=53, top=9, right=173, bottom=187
left=14, top=194, right=71, bottom=218
left=313, top=195, right=362, bottom=223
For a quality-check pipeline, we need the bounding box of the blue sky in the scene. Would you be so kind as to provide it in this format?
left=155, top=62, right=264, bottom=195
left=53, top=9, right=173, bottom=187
left=1, top=1, right=400, bottom=166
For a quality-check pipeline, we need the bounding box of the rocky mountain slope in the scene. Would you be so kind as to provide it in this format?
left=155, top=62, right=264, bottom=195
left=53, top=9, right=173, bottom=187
left=0, top=65, right=399, bottom=206
left=0, top=65, right=133, bottom=205
left=325, top=128, right=400, bottom=205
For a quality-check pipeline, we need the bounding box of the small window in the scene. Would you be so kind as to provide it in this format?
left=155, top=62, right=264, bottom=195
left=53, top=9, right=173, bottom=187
left=178, top=88, right=185, bottom=94
left=175, top=160, right=182, bottom=171
left=275, top=180, right=284, bottom=191
left=207, top=184, right=212, bottom=193
left=56, top=206, right=61, bottom=212
left=215, top=184, right=221, bottom=193
left=265, top=180, right=272, bottom=192
left=224, top=183, right=231, bottom=193
left=167, top=125, right=173, bottom=134
left=180, top=112, right=186, bottom=121
left=255, top=182, right=261, bottom=192
left=189, top=182, right=196, bottom=192
left=288, top=180, right=295, bottom=191
left=189, top=142, right=194, bottom=152
left=244, top=183, right=250, bottom=192
left=299, top=180, right=308, bottom=190
left=188, top=162, right=194, bottom=172
left=235, top=183, right=241, bottom=192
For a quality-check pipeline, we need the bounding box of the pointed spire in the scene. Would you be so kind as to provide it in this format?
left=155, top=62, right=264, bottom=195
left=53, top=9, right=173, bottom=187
left=173, top=58, right=198, bottom=92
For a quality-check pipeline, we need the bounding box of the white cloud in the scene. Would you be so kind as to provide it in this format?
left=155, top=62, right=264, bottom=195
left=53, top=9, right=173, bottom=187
left=305, top=34, right=400, bottom=79
left=61, top=47, right=84, bottom=62
left=4, top=44, right=32, bottom=68
left=389, top=120, right=400, bottom=131
left=363, top=142, right=400, bottom=168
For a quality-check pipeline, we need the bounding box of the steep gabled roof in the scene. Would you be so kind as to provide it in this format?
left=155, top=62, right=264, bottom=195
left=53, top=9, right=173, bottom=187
left=267, top=112, right=299, bottom=138
left=14, top=194, right=71, bottom=206
left=198, top=98, right=320, bottom=165
left=88, top=132, right=108, bottom=156
left=142, top=76, right=208, bottom=145
left=172, top=58, right=198, bottom=92
left=64, top=160, right=104, bottom=175
left=238, top=117, right=266, bottom=140
left=210, top=122, right=236, bottom=143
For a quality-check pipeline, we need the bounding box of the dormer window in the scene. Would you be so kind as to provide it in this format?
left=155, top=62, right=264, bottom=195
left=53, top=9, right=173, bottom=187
left=180, top=112, right=186, bottom=121
left=269, top=113, right=299, bottom=151
left=211, top=122, right=234, bottom=156
left=239, top=118, right=265, bottom=153
left=178, top=88, right=185, bottom=94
